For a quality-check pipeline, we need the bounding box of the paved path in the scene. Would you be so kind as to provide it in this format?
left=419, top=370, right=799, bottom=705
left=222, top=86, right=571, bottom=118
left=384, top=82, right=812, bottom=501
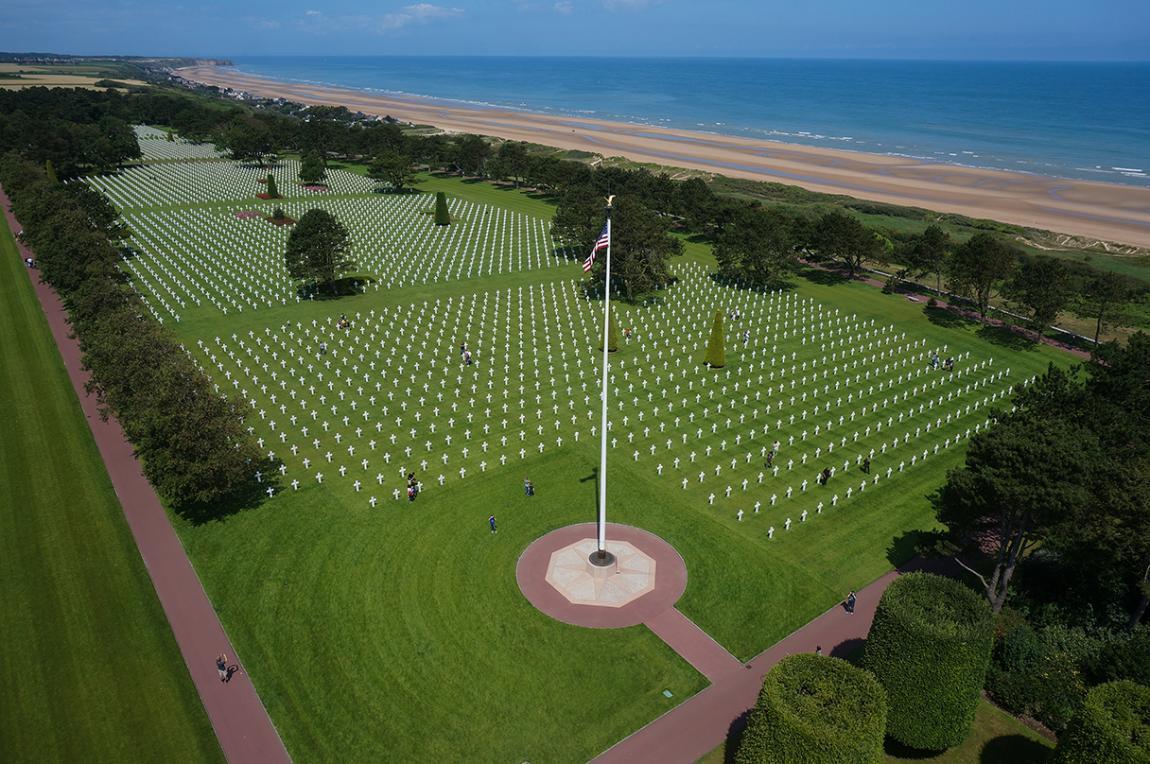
left=3, top=188, right=290, bottom=764
left=595, top=561, right=952, bottom=763
left=644, top=609, right=741, bottom=683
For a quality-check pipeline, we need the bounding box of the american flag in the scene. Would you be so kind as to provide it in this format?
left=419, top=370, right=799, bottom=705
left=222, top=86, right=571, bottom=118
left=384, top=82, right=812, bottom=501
left=583, top=223, right=610, bottom=273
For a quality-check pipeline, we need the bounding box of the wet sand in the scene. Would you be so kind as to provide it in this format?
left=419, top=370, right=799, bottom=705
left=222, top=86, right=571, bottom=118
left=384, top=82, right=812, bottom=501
left=179, top=65, right=1150, bottom=249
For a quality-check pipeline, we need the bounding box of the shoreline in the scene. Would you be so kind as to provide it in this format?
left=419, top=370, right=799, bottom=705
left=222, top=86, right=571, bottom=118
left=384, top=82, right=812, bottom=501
left=178, top=64, right=1150, bottom=250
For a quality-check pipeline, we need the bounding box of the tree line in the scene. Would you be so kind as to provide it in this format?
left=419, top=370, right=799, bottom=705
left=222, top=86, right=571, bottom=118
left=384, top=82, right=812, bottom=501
left=0, top=152, right=265, bottom=517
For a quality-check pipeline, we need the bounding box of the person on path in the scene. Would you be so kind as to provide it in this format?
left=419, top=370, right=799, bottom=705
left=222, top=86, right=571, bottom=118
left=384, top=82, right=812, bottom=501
left=488, top=514, right=497, bottom=534
left=845, top=590, right=857, bottom=615
left=815, top=645, right=823, bottom=656
left=524, top=477, right=534, bottom=497
left=216, top=654, right=228, bottom=682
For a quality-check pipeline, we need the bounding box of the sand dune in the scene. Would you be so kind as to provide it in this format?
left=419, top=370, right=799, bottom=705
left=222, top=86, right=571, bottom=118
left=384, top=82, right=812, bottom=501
left=179, top=65, right=1150, bottom=250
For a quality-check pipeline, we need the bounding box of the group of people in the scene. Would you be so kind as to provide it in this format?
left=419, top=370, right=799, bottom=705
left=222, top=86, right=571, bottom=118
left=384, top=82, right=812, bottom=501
left=930, top=351, right=955, bottom=372
left=407, top=473, right=420, bottom=501
left=337, top=314, right=351, bottom=331
left=459, top=342, right=474, bottom=366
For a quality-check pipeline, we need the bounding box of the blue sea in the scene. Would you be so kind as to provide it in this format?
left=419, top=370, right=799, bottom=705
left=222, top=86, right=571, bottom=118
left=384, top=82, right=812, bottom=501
left=226, top=56, right=1150, bottom=186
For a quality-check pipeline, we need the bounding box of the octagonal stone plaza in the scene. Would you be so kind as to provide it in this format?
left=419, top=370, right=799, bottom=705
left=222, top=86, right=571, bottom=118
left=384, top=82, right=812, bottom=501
left=545, top=538, right=656, bottom=608
left=517, top=523, right=687, bottom=628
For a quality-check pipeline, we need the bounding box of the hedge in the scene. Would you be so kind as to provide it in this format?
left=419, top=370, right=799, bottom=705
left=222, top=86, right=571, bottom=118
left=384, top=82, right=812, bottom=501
left=736, top=654, right=887, bottom=764
left=704, top=309, right=725, bottom=368
left=1055, top=680, right=1150, bottom=764
left=862, top=572, right=994, bottom=750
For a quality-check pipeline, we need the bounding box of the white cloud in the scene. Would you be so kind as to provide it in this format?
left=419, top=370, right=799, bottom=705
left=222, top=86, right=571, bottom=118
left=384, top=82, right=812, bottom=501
left=380, top=3, right=463, bottom=30
left=553, top=1, right=574, bottom=14
left=602, top=0, right=658, bottom=9
left=304, top=9, right=322, bottom=16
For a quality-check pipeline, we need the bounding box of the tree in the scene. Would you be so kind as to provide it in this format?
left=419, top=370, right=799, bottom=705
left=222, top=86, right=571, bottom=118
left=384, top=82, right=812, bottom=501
left=166, top=128, right=175, bottom=142
left=1054, top=681, right=1150, bottom=763
left=265, top=173, right=280, bottom=199
left=597, top=306, right=619, bottom=353
left=1005, top=255, right=1073, bottom=339
left=906, top=224, right=951, bottom=294
left=938, top=366, right=1096, bottom=612
left=581, top=197, right=679, bottom=300
left=947, top=233, right=1018, bottom=317
left=704, top=310, right=725, bottom=368
left=368, top=150, right=414, bottom=192
left=285, top=209, right=355, bottom=294
left=713, top=206, right=796, bottom=287
left=272, top=207, right=286, bottom=222
left=1074, top=270, right=1146, bottom=344
left=433, top=192, right=451, bottom=226
left=735, top=654, right=887, bottom=764
left=298, top=151, right=326, bottom=184
left=219, top=119, right=274, bottom=166
left=64, top=183, right=129, bottom=241
left=494, top=141, right=529, bottom=187
left=813, top=210, right=884, bottom=278
left=455, top=134, right=490, bottom=176
left=863, top=573, right=995, bottom=750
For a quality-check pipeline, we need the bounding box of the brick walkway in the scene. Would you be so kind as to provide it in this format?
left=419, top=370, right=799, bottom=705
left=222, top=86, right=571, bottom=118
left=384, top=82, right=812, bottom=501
left=3, top=188, right=290, bottom=764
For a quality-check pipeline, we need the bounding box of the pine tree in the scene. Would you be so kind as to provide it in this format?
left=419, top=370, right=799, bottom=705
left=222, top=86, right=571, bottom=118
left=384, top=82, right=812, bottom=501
left=166, top=129, right=175, bottom=142
left=434, top=191, right=451, bottom=226
left=704, top=309, right=726, bottom=368
left=598, top=306, right=619, bottom=352
left=45, top=159, right=58, bottom=185
left=266, top=173, right=280, bottom=199
left=272, top=207, right=286, bottom=222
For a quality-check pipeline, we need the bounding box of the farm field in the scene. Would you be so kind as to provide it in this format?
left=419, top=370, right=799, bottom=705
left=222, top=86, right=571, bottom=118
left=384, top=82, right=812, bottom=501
left=82, top=135, right=1071, bottom=760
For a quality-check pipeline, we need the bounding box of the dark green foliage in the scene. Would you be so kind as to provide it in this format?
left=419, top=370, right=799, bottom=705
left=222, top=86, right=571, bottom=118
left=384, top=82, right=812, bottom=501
left=735, top=654, right=887, bottom=764
left=0, top=154, right=262, bottom=512
left=272, top=206, right=286, bottom=222
left=704, top=310, right=725, bottom=368
left=862, top=572, right=994, bottom=750
left=986, top=624, right=1092, bottom=731
left=44, top=159, right=57, bottom=184
left=298, top=151, right=326, bottom=184
left=217, top=117, right=274, bottom=165
left=265, top=172, right=280, bottom=199
left=1005, top=256, right=1074, bottom=338
left=368, top=150, right=414, bottom=192
left=947, top=233, right=1019, bottom=317
left=902, top=223, right=951, bottom=294
left=1074, top=269, right=1147, bottom=344
left=454, top=134, right=490, bottom=176
left=285, top=208, right=355, bottom=293
left=434, top=191, right=451, bottom=226
left=1055, top=681, right=1150, bottom=764
left=713, top=205, right=797, bottom=287
left=1087, top=629, right=1150, bottom=686
left=165, top=128, right=175, bottom=141
left=809, top=209, right=887, bottom=278
left=492, top=140, right=529, bottom=187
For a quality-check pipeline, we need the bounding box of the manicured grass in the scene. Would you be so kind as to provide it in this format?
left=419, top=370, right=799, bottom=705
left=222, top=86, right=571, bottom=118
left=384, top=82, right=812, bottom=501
left=87, top=160, right=1076, bottom=760
left=0, top=225, right=221, bottom=762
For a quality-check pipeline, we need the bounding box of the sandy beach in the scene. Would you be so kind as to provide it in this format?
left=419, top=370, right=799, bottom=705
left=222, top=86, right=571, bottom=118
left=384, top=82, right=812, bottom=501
left=180, top=64, right=1150, bottom=250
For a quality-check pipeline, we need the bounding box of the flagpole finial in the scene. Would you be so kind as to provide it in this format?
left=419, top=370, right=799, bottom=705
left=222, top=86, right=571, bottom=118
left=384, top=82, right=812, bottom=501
left=606, top=194, right=615, bottom=209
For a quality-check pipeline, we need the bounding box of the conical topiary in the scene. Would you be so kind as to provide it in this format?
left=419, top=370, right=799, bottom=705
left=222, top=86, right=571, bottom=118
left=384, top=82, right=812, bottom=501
left=598, top=306, right=619, bottom=353
left=45, top=159, right=58, bottom=185
left=434, top=191, right=451, bottom=226
left=704, top=309, right=725, bottom=368
left=266, top=173, right=280, bottom=199
left=166, top=129, right=175, bottom=142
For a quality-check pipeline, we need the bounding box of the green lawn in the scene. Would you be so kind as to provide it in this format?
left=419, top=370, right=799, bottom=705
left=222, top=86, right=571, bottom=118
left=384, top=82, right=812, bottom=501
left=0, top=225, right=221, bottom=761
left=89, top=165, right=1075, bottom=760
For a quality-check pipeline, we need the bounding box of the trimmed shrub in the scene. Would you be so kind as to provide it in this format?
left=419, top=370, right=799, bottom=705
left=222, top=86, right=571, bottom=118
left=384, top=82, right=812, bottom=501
left=704, top=309, right=725, bottom=367
left=266, top=173, right=280, bottom=199
left=987, top=623, right=1095, bottom=732
left=434, top=191, right=451, bottom=226
left=1055, top=680, right=1150, bottom=764
left=862, top=572, right=994, bottom=750
left=736, top=654, right=887, bottom=764
left=272, top=206, right=286, bottom=222
left=45, top=159, right=58, bottom=185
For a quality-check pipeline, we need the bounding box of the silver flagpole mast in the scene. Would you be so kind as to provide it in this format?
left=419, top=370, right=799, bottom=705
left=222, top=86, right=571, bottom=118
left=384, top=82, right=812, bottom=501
left=595, top=195, right=615, bottom=562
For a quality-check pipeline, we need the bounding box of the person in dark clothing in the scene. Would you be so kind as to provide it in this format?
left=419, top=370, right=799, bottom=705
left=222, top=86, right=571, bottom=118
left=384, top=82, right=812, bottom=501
left=845, top=590, right=857, bottom=615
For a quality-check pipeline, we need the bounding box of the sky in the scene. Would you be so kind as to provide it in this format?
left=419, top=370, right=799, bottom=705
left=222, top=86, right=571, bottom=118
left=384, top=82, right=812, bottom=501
left=1, top=0, right=1148, bottom=61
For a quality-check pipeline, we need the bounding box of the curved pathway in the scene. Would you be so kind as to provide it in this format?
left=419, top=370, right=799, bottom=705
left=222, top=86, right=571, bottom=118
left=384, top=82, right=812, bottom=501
left=3, top=188, right=290, bottom=764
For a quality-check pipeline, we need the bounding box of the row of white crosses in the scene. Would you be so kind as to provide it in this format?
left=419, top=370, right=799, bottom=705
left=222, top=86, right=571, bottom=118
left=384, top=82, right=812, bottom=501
left=117, top=194, right=562, bottom=322
left=86, top=157, right=378, bottom=210
left=132, top=125, right=226, bottom=162
left=191, top=263, right=1027, bottom=526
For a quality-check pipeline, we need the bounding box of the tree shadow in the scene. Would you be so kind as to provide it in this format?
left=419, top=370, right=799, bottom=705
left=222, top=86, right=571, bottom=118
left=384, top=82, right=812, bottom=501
left=884, top=737, right=946, bottom=760
left=175, top=476, right=277, bottom=526
left=886, top=529, right=950, bottom=568
left=924, top=305, right=970, bottom=330
left=716, top=709, right=751, bottom=764
left=798, top=266, right=850, bottom=286
left=977, top=325, right=1038, bottom=352
left=831, top=637, right=866, bottom=662
left=979, top=734, right=1053, bottom=763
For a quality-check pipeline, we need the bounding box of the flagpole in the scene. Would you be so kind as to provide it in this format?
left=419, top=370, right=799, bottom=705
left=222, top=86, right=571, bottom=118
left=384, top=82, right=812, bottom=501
left=594, top=195, right=615, bottom=563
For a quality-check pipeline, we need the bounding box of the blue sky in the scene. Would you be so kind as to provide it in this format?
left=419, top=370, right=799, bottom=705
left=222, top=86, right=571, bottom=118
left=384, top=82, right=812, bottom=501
left=2, top=0, right=1147, bottom=60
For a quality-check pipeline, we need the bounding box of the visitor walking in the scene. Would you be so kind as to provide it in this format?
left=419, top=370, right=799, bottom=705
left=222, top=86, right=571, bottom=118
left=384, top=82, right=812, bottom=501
left=845, top=590, right=857, bottom=615
left=862, top=457, right=871, bottom=474
left=488, top=514, right=497, bottom=534
left=216, top=653, right=228, bottom=682
left=524, top=477, right=534, bottom=497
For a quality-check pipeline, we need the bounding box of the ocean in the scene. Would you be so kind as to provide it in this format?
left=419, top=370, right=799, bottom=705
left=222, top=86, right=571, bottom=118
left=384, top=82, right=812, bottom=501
left=226, top=56, right=1150, bottom=187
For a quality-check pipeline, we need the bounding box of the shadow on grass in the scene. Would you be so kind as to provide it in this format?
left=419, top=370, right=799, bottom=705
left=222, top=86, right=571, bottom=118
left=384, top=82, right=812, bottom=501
left=980, top=734, right=1053, bottom=763
left=175, top=477, right=276, bottom=526
left=886, top=529, right=950, bottom=568
left=798, top=266, right=850, bottom=286
left=977, top=325, right=1039, bottom=352
left=884, top=737, right=946, bottom=760
left=924, top=305, right=971, bottom=330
